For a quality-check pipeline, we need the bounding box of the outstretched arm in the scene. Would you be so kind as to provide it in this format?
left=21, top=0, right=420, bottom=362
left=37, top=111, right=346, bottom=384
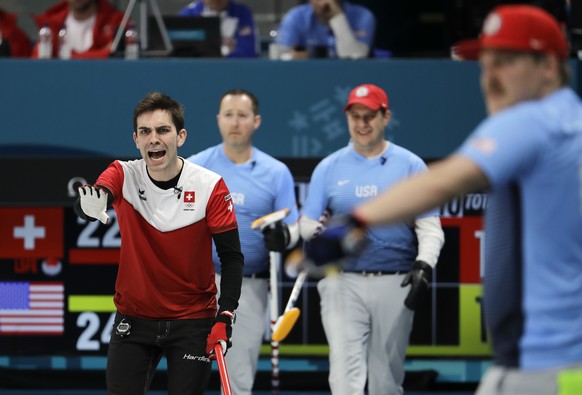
left=355, top=154, right=490, bottom=226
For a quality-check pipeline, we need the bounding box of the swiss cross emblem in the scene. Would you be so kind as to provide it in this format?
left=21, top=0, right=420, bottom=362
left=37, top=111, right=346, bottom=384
left=184, top=191, right=195, bottom=203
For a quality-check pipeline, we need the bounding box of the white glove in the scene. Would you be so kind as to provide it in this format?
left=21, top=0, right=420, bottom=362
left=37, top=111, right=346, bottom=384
left=78, top=186, right=109, bottom=224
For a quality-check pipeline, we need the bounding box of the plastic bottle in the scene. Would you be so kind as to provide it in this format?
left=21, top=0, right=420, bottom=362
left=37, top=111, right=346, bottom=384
left=0, top=27, right=9, bottom=57
left=58, top=24, right=71, bottom=60
left=38, top=24, right=53, bottom=59
left=124, top=22, right=139, bottom=60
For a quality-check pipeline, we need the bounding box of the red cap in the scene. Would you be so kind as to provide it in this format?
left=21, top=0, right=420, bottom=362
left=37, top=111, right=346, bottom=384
left=452, top=5, right=568, bottom=60
left=344, top=84, right=389, bottom=112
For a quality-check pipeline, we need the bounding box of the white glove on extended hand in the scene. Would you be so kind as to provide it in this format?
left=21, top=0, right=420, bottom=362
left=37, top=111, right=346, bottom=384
left=78, top=186, right=109, bottom=224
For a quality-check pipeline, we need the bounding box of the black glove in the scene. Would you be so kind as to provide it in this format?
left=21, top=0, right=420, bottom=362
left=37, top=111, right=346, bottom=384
left=262, top=221, right=290, bottom=252
left=400, top=260, right=432, bottom=310
left=304, top=214, right=367, bottom=267
left=206, top=310, right=235, bottom=356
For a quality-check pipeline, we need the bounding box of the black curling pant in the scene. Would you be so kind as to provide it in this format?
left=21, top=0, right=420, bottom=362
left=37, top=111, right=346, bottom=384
left=106, top=311, right=214, bottom=395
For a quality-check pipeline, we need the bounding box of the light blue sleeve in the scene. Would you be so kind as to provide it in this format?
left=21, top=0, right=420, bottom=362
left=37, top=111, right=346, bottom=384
left=409, top=156, right=440, bottom=218
left=185, top=148, right=211, bottom=167
left=458, top=107, right=546, bottom=187
left=274, top=166, right=300, bottom=224
left=275, top=7, right=303, bottom=47
left=186, top=153, right=202, bottom=165
left=301, top=159, right=330, bottom=220
left=350, top=6, right=376, bottom=46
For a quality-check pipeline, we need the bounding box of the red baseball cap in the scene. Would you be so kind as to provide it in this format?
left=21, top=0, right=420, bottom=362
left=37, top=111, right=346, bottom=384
left=344, top=84, right=389, bottom=112
left=452, top=5, right=568, bottom=60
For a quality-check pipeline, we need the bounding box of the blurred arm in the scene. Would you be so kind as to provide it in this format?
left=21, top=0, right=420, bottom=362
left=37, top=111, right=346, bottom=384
left=355, top=155, right=490, bottom=225
left=329, top=13, right=369, bottom=59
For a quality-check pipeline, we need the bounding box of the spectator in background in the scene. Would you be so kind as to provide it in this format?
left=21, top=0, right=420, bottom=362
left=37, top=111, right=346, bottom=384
left=0, top=8, right=32, bottom=57
left=274, top=0, right=375, bottom=59
left=32, top=0, right=124, bottom=59
left=180, top=0, right=259, bottom=58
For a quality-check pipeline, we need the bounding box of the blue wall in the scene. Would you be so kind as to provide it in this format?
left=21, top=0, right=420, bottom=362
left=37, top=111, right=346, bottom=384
left=0, top=58, right=491, bottom=158
left=1, top=59, right=578, bottom=159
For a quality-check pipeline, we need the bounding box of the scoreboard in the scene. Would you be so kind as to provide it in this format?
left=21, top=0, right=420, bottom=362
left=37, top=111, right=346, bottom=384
left=0, top=158, right=491, bottom=358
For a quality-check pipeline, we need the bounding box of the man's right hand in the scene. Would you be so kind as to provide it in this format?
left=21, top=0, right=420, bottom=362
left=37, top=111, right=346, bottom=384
left=317, top=0, right=343, bottom=23
left=206, top=310, right=235, bottom=358
left=304, top=214, right=367, bottom=266
left=75, top=185, right=109, bottom=224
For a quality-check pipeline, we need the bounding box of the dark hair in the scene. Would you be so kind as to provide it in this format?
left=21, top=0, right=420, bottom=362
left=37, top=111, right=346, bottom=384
left=219, top=89, right=259, bottom=115
left=133, top=92, right=185, bottom=132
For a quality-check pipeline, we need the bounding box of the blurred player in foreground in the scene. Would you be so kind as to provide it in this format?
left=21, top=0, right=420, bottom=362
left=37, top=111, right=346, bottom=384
left=305, top=5, right=582, bottom=395
left=299, top=83, right=444, bottom=394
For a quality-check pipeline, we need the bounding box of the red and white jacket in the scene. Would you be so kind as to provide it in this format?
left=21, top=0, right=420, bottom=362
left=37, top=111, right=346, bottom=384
left=96, top=159, right=239, bottom=320
left=32, top=0, right=124, bottom=59
left=0, top=9, right=32, bottom=57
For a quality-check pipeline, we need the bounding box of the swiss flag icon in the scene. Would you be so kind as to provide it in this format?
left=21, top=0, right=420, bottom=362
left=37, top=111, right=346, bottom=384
left=183, top=191, right=195, bottom=203
left=0, top=208, right=63, bottom=258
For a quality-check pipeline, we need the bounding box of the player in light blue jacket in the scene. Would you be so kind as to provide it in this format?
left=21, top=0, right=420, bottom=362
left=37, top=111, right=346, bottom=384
left=188, top=89, right=299, bottom=395
left=300, top=84, right=444, bottom=395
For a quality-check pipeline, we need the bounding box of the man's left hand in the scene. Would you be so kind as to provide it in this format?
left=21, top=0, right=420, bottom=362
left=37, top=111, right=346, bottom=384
left=304, top=214, right=367, bottom=266
left=400, top=261, right=433, bottom=310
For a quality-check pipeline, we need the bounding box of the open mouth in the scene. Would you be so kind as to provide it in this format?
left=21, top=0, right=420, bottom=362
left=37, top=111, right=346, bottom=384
left=148, top=150, right=166, bottom=160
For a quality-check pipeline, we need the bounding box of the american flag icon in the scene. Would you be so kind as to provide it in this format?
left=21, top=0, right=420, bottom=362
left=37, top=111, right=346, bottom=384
left=0, top=282, right=64, bottom=335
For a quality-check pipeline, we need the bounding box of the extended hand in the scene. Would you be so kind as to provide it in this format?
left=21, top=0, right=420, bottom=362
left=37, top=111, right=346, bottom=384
left=401, top=261, right=432, bottom=310
left=75, top=185, right=109, bottom=224
left=304, top=214, right=367, bottom=267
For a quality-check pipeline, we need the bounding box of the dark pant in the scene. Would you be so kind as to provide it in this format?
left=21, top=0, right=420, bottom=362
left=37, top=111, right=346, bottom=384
left=106, top=311, right=214, bottom=395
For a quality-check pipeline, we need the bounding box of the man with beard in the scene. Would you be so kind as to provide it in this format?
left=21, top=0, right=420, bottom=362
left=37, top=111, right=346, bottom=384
left=32, top=0, right=124, bottom=58
left=305, top=5, right=582, bottom=395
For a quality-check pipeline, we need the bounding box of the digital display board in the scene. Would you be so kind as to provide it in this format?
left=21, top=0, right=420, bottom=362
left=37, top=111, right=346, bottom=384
left=0, top=158, right=490, bottom=359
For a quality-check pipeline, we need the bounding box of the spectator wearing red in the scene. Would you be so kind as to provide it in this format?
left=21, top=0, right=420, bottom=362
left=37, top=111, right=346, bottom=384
left=0, top=8, right=32, bottom=57
left=32, top=0, right=124, bottom=59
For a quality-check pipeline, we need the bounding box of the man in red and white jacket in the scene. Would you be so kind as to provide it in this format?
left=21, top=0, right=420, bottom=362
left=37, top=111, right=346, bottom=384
left=75, top=92, right=243, bottom=394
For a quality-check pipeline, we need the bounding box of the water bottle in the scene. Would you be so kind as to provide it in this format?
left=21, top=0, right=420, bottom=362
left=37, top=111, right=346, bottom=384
left=124, top=22, right=139, bottom=60
left=58, top=24, right=71, bottom=60
left=0, top=27, right=11, bottom=57
left=267, top=23, right=292, bottom=60
left=38, top=24, right=53, bottom=59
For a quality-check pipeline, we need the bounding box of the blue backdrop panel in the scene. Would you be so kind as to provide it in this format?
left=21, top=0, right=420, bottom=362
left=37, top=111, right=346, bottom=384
left=0, top=59, right=486, bottom=158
